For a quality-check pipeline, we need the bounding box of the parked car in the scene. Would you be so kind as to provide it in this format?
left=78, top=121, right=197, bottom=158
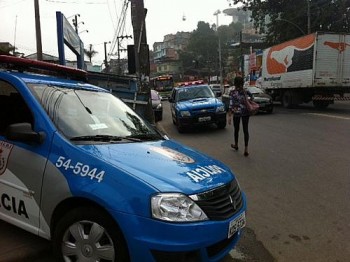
left=209, top=84, right=222, bottom=97
left=151, top=89, right=163, bottom=122
left=245, top=86, right=274, bottom=113
left=169, top=83, right=227, bottom=132
left=0, top=55, right=246, bottom=262
left=222, top=85, right=235, bottom=111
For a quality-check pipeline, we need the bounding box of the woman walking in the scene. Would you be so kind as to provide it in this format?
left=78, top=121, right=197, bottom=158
left=227, top=76, right=252, bottom=156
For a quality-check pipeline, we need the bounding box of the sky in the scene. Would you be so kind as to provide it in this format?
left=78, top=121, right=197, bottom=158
left=1, top=0, right=239, bottom=65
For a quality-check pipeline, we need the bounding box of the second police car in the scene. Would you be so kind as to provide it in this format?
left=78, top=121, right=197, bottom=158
left=0, top=56, right=246, bottom=262
left=169, top=81, right=227, bottom=133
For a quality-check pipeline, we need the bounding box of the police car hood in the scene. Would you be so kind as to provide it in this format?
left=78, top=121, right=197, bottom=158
left=178, top=97, right=222, bottom=111
left=79, top=139, right=233, bottom=194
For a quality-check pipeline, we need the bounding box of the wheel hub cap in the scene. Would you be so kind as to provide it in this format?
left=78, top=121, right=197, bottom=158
left=82, top=244, right=93, bottom=257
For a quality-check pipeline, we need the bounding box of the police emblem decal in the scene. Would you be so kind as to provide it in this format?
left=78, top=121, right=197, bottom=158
left=0, top=142, right=13, bottom=175
left=150, top=146, right=195, bottom=163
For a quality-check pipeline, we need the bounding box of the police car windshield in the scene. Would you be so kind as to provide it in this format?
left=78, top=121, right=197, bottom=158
left=28, top=84, right=161, bottom=142
left=177, top=85, right=214, bottom=102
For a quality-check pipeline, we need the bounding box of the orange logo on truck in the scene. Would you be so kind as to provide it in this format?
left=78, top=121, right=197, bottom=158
left=266, top=34, right=315, bottom=75
left=323, top=41, right=350, bottom=53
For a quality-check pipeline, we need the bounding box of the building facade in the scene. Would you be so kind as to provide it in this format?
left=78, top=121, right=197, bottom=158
left=151, top=32, right=190, bottom=81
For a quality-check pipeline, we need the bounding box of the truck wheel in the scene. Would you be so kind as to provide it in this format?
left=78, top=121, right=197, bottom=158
left=53, top=206, right=129, bottom=262
left=282, top=91, right=294, bottom=108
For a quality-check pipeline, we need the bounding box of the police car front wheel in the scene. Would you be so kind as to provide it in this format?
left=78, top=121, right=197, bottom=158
left=53, top=206, right=129, bottom=262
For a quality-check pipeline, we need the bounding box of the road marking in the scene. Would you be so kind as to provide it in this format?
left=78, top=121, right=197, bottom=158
left=305, top=113, right=350, bottom=120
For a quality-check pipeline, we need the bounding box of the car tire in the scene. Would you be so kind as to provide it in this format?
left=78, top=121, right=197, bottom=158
left=155, top=114, right=162, bottom=122
left=266, top=107, right=273, bottom=114
left=217, top=121, right=226, bottom=129
left=177, top=124, right=184, bottom=133
left=53, top=206, right=129, bottom=262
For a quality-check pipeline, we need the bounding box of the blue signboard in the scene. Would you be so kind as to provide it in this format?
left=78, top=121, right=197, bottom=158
left=56, top=11, right=84, bottom=69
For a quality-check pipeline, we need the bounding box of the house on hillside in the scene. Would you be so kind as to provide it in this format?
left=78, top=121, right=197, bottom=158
left=151, top=32, right=190, bottom=81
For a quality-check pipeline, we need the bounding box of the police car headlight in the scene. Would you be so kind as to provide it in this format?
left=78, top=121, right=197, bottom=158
left=216, top=105, right=225, bottom=112
left=156, top=103, right=162, bottom=110
left=180, top=110, right=191, bottom=117
left=151, top=193, right=208, bottom=222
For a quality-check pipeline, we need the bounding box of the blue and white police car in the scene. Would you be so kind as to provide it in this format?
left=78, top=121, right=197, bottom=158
left=169, top=81, right=227, bottom=133
left=0, top=56, right=246, bottom=262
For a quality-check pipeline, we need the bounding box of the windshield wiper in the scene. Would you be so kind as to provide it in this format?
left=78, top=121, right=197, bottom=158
left=126, top=134, right=161, bottom=141
left=70, top=135, right=141, bottom=142
left=178, top=98, right=189, bottom=102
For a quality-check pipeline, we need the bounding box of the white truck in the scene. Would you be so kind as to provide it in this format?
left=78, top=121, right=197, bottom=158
left=260, top=32, right=350, bottom=108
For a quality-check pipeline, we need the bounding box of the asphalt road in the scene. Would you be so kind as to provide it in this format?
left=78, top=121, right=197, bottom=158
left=161, top=100, right=350, bottom=262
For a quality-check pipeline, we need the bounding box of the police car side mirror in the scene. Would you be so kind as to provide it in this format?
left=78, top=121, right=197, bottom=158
left=216, top=92, right=222, bottom=97
left=5, top=123, right=45, bottom=145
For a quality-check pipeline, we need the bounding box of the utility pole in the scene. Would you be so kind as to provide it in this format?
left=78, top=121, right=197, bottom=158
left=130, top=0, right=154, bottom=123
left=34, top=0, right=43, bottom=61
left=240, top=31, right=243, bottom=75
left=130, top=0, right=150, bottom=83
left=72, top=15, right=79, bottom=33
left=214, top=10, right=223, bottom=89
left=117, top=35, right=132, bottom=74
left=104, top=41, right=110, bottom=72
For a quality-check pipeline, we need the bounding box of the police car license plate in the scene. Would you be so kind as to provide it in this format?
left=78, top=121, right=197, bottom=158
left=198, top=116, right=211, bottom=122
left=228, top=212, right=246, bottom=238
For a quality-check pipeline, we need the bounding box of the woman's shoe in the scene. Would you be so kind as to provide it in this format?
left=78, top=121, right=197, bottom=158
left=244, top=151, right=249, bottom=157
left=231, top=144, right=238, bottom=150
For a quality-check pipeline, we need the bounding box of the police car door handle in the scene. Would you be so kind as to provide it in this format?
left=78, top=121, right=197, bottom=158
left=0, top=179, right=35, bottom=197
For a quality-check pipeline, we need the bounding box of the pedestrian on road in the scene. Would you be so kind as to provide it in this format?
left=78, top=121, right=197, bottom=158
left=227, top=76, right=252, bottom=156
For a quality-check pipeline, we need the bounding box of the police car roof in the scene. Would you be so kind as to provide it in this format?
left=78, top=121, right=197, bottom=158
left=0, top=55, right=87, bottom=80
left=0, top=55, right=106, bottom=92
left=7, top=71, right=105, bottom=92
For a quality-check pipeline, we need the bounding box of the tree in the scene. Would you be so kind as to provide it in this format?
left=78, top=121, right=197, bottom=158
left=178, top=20, right=245, bottom=79
left=232, top=0, right=350, bottom=44
left=84, top=44, right=98, bottom=63
left=187, top=22, right=218, bottom=74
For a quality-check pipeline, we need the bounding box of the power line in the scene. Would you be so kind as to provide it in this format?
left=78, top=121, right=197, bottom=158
left=45, top=0, right=106, bottom=4
left=0, top=0, right=27, bottom=9
left=109, top=0, right=129, bottom=59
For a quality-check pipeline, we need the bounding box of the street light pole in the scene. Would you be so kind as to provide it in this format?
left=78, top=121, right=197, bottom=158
left=214, top=10, right=223, bottom=89
left=276, top=18, right=306, bottom=35
left=307, top=0, right=311, bottom=34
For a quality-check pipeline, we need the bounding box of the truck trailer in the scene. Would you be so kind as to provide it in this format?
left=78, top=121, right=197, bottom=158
left=260, top=32, right=350, bottom=108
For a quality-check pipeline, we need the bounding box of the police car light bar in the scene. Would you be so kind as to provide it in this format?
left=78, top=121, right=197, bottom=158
left=178, top=80, right=205, bottom=86
left=0, top=55, right=87, bottom=80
